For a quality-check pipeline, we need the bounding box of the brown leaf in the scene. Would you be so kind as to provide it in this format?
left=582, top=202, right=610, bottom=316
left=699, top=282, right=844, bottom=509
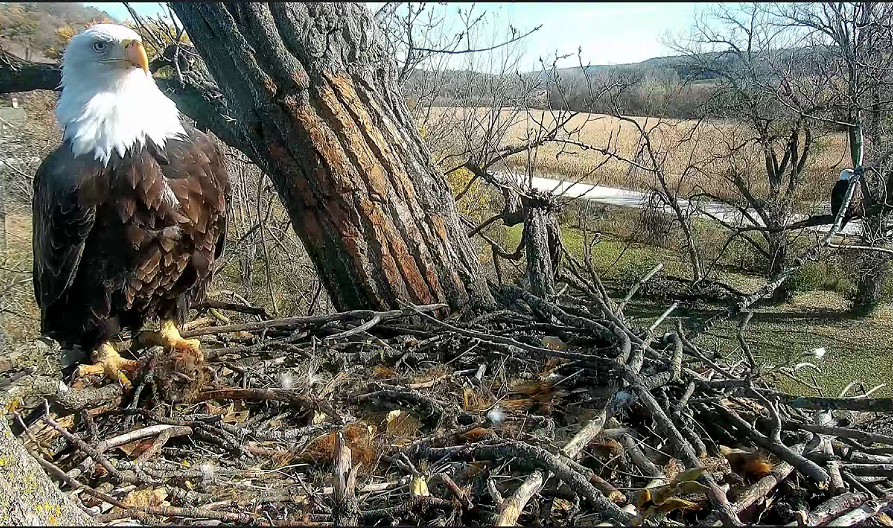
left=463, top=387, right=492, bottom=411
left=511, top=379, right=553, bottom=396
left=385, top=409, right=421, bottom=438
left=654, top=497, right=701, bottom=514
left=651, top=484, right=675, bottom=506
left=721, top=446, right=774, bottom=481
left=372, top=365, right=395, bottom=379
left=204, top=401, right=226, bottom=415
left=221, top=402, right=250, bottom=424
left=93, top=462, right=108, bottom=479
left=120, top=487, right=168, bottom=509
left=460, top=427, right=494, bottom=442
left=117, top=439, right=154, bottom=458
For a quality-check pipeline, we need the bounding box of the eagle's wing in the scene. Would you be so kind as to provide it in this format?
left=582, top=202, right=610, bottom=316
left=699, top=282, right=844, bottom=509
left=209, top=138, right=230, bottom=262
left=32, top=148, right=99, bottom=309
left=154, top=125, right=230, bottom=283
left=214, top=196, right=229, bottom=261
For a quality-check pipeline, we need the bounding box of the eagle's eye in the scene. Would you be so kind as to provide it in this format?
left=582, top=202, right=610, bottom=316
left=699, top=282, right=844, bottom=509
left=92, top=41, right=107, bottom=52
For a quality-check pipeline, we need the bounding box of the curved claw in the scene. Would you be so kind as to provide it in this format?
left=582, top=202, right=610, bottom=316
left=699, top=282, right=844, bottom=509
left=76, top=342, right=140, bottom=389
left=139, top=321, right=203, bottom=361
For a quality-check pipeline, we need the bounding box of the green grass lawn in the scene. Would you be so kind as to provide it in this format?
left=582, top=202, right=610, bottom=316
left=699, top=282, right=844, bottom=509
left=501, top=219, right=893, bottom=398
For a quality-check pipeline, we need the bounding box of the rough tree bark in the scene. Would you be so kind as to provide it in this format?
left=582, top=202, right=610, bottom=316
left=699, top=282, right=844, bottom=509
left=0, top=338, right=94, bottom=524
left=0, top=338, right=96, bottom=526
left=0, top=416, right=95, bottom=525
left=168, top=2, right=494, bottom=311
left=522, top=193, right=562, bottom=298
left=0, top=49, right=61, bottom=94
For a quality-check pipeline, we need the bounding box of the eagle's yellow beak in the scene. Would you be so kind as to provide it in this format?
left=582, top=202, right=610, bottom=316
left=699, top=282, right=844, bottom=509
left=122, top=39, right=149, bottom=74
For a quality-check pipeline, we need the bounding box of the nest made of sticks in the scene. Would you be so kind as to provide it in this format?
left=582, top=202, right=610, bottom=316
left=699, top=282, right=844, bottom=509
left=3, top=280, right=892, bottom=527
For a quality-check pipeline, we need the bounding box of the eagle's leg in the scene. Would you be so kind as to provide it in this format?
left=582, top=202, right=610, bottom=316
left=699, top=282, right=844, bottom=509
left=76, top=342, right=141, bottom=389
left=139, top=320, right=203, bottom=358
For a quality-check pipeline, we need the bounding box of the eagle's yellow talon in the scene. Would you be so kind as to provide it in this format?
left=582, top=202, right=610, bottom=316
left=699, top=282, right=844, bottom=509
left=139, top=320, right=202, bottom=356
left=76, top=342, right=139, bottom=389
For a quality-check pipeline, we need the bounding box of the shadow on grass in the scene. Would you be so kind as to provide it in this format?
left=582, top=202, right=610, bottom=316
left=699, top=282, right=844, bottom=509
left=622, top=301, right=863, bottom=326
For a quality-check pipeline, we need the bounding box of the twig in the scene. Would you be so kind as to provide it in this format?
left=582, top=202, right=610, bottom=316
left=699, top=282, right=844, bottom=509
left=195, top=299, right=269, bottom=318
left=191, top=388, right=340, bottom=423
left=807, top=492, right=871, bottom=526
left=182, top=304, right=447, bottom=337
left=625, top=378, right=742, bottom=526
left=825, top=493, right=893, bottom=526
left=323, top=314, right=382, bottom=342
left=712, top=403, right=831, bottom=488
left=407, top=440, right=632, bottom=524
left=841, top=463, right=893, bottom=476
left=765, top=391, right=893, bottom=413
left=134, top=428, right=177, bottom=465
left=828, top=242, right=893, bottom=255
left=30, top=445, right=257, bottom=524
left=786, top=422, right=893, bottom=447
left=618, top=263, right=663, bottom=314
left=736, top=311, right=757, bottom=369
left=648, top=302, right=678, bottom=333
left=497, top=406, right=609, bottom=525
left=333, top=432, right=359, bottom=526
left=701, top=443, right=806, bottom=526
left=96, top=424, right=192, bottom=453
left=41, top=403, right=141, bottom=484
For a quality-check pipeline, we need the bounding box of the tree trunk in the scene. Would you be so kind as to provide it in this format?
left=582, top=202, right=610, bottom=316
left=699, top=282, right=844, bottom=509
left=0, top=49, right=61, bottom=94
left=852, top=259, right=890, bottom=316
left=0, top=418, right=96, bottom=525
left=0, top=168, right=6, bottom=258
left=767, top=230, right=795, bottom=302
left=170, top=2, right=493, bottom=311
left=525, top=207, right=557, bottom=298
left=850, top=223, right=892, bottom=316
left=0, top=337, right=101, bottom=524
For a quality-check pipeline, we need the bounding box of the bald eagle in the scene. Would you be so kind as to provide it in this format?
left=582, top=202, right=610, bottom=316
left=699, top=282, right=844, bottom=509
left=32, top=24, right=230, bottom=387
left=830, top=169, right=855, bottom=228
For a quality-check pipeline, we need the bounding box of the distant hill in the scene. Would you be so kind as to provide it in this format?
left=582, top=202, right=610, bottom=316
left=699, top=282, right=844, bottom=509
left=0, top=2, right=113, bottom=62
left=545, top=45, right=827, bottom=84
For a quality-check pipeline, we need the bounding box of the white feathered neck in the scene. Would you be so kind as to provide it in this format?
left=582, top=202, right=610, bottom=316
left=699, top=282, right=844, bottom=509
left=56, top=60, right=185, bottom=166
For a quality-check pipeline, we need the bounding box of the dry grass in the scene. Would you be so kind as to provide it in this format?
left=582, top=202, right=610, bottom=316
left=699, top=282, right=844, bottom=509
left=1, top=206, right=39, bottom=341
left=428, top=107, right=849, bottom=207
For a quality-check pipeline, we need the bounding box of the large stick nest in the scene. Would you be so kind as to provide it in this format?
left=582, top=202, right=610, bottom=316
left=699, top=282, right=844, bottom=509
left=2, top=281, right=892, bottom=527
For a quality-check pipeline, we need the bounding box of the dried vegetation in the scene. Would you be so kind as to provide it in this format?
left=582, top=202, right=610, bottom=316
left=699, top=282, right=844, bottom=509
left=2, top=268, right=891, bottom=526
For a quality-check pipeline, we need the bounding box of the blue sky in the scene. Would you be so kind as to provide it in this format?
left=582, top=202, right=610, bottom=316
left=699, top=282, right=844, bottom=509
left=84, top=2, right=702, bottom=69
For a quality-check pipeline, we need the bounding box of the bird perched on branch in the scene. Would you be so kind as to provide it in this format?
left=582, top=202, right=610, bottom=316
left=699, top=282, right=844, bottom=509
left=830, top=168, right=857, bottom=228
left=32, top=24, right=230, bottom=395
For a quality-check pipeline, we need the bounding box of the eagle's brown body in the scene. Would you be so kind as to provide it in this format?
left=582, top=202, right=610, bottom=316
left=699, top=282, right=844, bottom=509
left=32, top=122, right=230, bottom=352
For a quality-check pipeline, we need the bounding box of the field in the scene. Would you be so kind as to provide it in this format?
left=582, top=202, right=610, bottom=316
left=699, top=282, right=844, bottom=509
left=426, top=105, right=891, bottom=396
left=426, top=107, right=850, bottom=209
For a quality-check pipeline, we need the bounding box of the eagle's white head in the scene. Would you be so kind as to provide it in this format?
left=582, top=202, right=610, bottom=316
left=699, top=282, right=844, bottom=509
left=839, top=168, right=855, bottom=181
left=56, top=24, right=185, bottom=166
